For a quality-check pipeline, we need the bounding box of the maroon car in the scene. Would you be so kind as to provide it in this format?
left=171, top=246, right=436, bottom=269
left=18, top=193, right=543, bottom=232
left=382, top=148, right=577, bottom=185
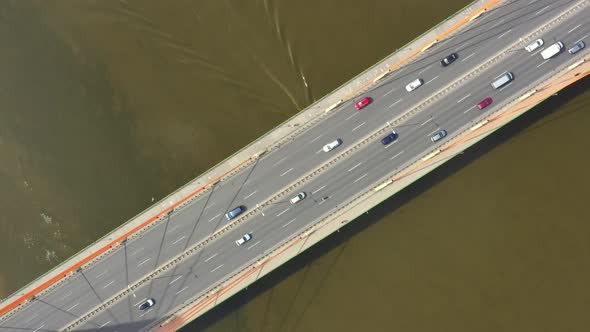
left=476, top=97, right=492, bottom=110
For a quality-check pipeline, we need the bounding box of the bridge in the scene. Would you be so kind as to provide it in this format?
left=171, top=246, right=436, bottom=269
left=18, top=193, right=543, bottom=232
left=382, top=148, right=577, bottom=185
left=1, top=0, right=589, bottom=330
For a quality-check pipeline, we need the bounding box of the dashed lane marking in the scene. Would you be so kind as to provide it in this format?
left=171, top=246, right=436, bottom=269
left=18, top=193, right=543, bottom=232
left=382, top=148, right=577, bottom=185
left=461, top=52, right=476, bottom=62
left=247, top=241, right=261, bottom=250
left=280, top=168, right=294, bottom=177
left=352, top=122, right=366, bottom=131
left=388, top=99, right=403, bottom=108
left=171, top=235, right=186, bottom=245
left=205, top=253, right=218, bottom=262
left=282, top=218, right=297, bottom=228
left=457, top=94, right=471, bottom=103
left=277, top=208, right=290, bottom=217
left=311, top=185, right=326, bottom=195
left=208, top=213, right=221, bottom=222
left=497, top=29, right=512, bottom=39
left=169, top=276, right=183, bottom=285
left=353, top=173, right=368, bottom=183
left=390, top=151, right=405, bottom=160
left=243, top=190, right=257, bottom=200
left=137, top=258, right=151, bottom=268
left=348, top=162, right=363, bottom=172
left=210, top=264, right=224, bottom=273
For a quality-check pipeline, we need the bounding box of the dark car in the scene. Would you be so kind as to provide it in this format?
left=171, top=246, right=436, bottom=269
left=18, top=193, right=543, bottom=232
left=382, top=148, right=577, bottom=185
left=381, top=131, right=398, bottom=145
left=568, top=40, right=585, bottom=54
left=476, top=97, right=492, bottom=110
left=430, top=130, right=448, bottom=143
left=354, top=97, right=372, bottom=110
left=139, top=298, right=155, bottom=311
left=225, top=206, right=245, bottom=221
left=440, top=53, right=458, bottom=67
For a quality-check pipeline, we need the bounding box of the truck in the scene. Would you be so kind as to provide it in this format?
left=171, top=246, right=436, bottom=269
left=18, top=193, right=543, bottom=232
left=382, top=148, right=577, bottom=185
left=541, top=41, right=564, bottom=60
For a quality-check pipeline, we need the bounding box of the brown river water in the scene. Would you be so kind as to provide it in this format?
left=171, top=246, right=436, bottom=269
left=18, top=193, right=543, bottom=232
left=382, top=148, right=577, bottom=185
left=0, top=0, right=589, bottom=331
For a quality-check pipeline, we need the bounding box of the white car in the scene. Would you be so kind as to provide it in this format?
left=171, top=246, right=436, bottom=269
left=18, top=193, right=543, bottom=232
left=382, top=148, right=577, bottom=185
left=322, top=139, right=342, bottom=152
left=525, top=38, right=544, bottom=52
left=236, top=233, right=252, bottom=246
left=405, top=78, right=423, bottom=92
left=290, top=192, right=307, bottom=204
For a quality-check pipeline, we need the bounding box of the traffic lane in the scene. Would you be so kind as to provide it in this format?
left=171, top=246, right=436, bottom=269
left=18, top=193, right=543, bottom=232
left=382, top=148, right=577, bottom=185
left=13, top=2, right=588, bottom=330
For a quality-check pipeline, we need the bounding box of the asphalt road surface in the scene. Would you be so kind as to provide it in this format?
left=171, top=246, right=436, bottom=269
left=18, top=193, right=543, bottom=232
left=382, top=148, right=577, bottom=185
left=1, top=0, right=589, bottom=331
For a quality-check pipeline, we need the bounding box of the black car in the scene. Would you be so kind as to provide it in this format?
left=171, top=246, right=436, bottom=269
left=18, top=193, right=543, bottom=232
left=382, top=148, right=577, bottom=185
left=440, top=53, right=458, bottom=67
left=139, top=298, right=155, bottom=311
left=381, top=131, right=398, bottom=145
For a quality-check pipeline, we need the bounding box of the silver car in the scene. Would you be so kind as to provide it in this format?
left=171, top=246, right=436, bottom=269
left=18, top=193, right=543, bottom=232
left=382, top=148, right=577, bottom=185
left=430, top=130, right=448, bottom=142
left=322, top=139, right=342, bottom=152
left=568, top=41, right=585, bottom=54
left=405, top=78, right=423, bottom=92
left=236, top=233, right=253, bottom=246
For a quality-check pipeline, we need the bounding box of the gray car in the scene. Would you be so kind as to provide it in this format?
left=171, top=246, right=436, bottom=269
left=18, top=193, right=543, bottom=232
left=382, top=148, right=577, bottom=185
left=430, top=130, right=448, bottom=142
left=568, top=41, right=585, bottom=54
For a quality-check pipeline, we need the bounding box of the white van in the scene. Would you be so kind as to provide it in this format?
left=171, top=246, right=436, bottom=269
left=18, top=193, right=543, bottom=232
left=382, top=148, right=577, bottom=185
left=491, top=72, right=514, bottom=89
left=540, top=41, right=564, bottom=59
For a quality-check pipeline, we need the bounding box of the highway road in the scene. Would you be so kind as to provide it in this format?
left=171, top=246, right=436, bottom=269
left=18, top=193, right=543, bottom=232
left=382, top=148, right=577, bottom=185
left=1, top=0, right=589, bottom=330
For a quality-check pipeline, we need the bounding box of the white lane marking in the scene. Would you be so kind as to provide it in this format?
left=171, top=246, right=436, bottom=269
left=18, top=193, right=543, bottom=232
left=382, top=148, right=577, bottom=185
left=315, top=149, right=323, bottom=154
left=345, top=112, right=359, bottom=120
left=134, top=298, right=148, bottom=306
left=309, top=134, right=323, bottom=143
left=211, top=264, right=224, bottom=273
left=243, top=190, right=257, bottom=200
left=247, top=241, right=261, bottom=250
left=568, top=24, right=581, bottom=34
left=420, top=117, right=434, bottom=126
left=99, top=321, right=111, bottom=328
left=280, top=168, right=294, bottom=176
left=130, top=248, right=144, bottom=256
left=203, top=202, right=216, bottom=211
left=139, top=308, right=153, bottom=318
left=282, top=218, right=297, bottom=228
left=536, top=59, right=549, bottom=68
left=390, top=151, right=405, bottom=160
left=272, top=157, right=287, bottom=166
left=311, top=185, right=326, bottom=195
left=388, top=99, right=403, bottom=108
left=169, top=276, right=183, bottom=285
left=353, top=173, right=368, bottom=183
left=171, top=235, right=186, bottom=245
left=277, top=208, right=290, bottom=217
left=427, top=128, right=442, bottom=136
left=456, top=94, right=471, bottom=103
left=384, top=140, right=397, bottom=149
left=461, top=52, right=476, bottom=62
left=497, top=29, right=512, bottom=39
left=208, top=213, right=221, bottom=222
left=490, top=18, right=504, bottom=29
left=498, top=81, right=513, bottom=91
left=205, top=253, right=218, bottom=262
left=66, top=303, right=79, bottom=311
left=167, top=225, right=179, bottom=233
left=383, top=87, right=397, bottom=97
left=425, top=76, right=439, bottom=85
left=528, top=0, right=536, bottom=4
left=352, top=122, right=366, bottom=131
left=535, top=5, right=550, bottom=15
left=33, top=324, right=45, bottom=332
left=577, top=34, right=589, bottom=43
left=175, top=286, right=189, bottom=295
left=137, top=258, right=151, bottom=268
left=348, top=162, right=362, bottom=172
left=463, top=107, right=474, bottom=114
left=530, top=47, right=545, bottom=56
left=102, top=280, right=115, bottom=289
left=95, top=270, right=108, bottom=279
left=417, top=64, right=432, bottom=74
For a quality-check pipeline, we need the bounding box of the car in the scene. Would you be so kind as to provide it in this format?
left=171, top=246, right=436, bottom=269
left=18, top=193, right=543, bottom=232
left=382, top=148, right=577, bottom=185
left=139, top=298, right=155, bottom=311
left=525, top=38, right=544, bottom=52
left=568, top=40, right=585, bottom=54
left=322, top=139, right=342, bottom=152
left=380, top=131, right=398, bottom=145
left=476, top=97, right=493, bottom=110
left=405, top=78, right=423, bottom=92
left=440, top=53, right=458, bottom=67
left=354, top=97, right=372, bottom=110
left=236, top=233, right=252, bottom=246
left=290, top=192, right=307, bottom=204
left=225, top=206, right=245, bottom=221
left=430, top=130, right=448, bottom=143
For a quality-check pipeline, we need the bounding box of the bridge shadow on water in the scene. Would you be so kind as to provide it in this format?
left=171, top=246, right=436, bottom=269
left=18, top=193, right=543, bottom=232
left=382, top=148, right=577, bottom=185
left=183, top=74, right=589, bottom=331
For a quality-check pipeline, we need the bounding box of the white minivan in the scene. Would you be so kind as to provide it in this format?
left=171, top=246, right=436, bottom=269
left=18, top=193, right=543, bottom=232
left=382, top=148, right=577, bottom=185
left=540, top=41, right=564, bottom=59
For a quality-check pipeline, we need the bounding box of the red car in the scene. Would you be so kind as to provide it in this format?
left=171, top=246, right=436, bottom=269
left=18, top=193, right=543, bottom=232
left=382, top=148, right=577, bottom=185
left=476, top=97, right=492, bottom=110
left=354, top=97, right=372, bottom=110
